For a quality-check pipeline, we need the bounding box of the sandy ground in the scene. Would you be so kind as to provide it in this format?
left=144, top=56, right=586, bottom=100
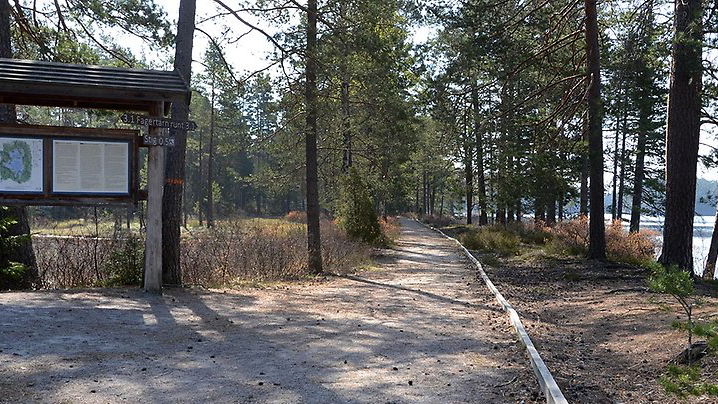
left=0, top=218, right=535, bottom=403
left=474, top=249, right=718, bottom=404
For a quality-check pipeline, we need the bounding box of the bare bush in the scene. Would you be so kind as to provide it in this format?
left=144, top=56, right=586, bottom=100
left=33, top=217, right=372, bottom=289
left=33, top=234, right=132, bottom=288
left=181, top=218, right=371, bottom=286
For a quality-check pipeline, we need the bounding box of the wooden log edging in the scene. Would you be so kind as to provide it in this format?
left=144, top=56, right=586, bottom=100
left=416, top=220, right=569, bottom=404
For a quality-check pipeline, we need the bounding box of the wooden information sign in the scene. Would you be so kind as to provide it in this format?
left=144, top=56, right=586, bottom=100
left=0, top=125, right=140, bottom=206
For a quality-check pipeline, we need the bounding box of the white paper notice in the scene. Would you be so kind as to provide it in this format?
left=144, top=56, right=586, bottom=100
left=0, top=137, right=43, bottom=192
left=52, top=140, right=129, bottom=194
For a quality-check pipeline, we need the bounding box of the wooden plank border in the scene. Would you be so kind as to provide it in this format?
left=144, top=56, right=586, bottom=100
left=415, top=219, right=569, bottom=404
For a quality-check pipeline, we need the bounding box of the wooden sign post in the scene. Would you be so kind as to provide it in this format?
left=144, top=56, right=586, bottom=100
left=143, top=102, right=166, bottom=293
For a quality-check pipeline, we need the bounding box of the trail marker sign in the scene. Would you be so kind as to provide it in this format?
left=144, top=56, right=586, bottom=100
left=121, top=113, right=197, bottom=131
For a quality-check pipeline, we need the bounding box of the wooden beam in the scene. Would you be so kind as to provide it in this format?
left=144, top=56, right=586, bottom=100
left=144, top=102, right=166, bottom=293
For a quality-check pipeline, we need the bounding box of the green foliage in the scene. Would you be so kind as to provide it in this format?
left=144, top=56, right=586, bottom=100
left=0, top=261, right=27, bottom=290
left=101, top=236, right=144, bottom=287
left=660, top=365, right=718, bottom=397
left=650, top=264, right=718, bottom=396
left=337, top=169, right=383, bottom=245
left=0, top=207, right=29, bottom=290
left=458, top=226, right=520, bottom=256
left=648, top=264, right=694, bottom=298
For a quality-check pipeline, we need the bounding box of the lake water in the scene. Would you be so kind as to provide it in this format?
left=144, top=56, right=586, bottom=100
left=609, top=214, right=716, bottom=278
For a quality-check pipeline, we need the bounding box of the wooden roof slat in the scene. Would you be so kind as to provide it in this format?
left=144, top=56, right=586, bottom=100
left=0, top=65, right=184, bottom=84
left=0, top=71, right=186, bottom=90
left=0, top=58, right=179, bottom=76
left=0, top=58, right=190, bottom=112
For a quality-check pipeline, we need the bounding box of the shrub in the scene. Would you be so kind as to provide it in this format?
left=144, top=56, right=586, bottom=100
left=0, top=208, right=30, bottom=290
left=101, top=235, right=144, bottom=287
left=181, top=218, right=371, bottom=286
left=506, top=221, right=552, bottom=245
left=379, top=216, right=401, bottom=244
left=0, top=262, right=27, bottom=290
left=422, top=215, right=456, bottom=228
left=651, top=264, right=718, bottom=396
left=285, top=211, right=307, bottom=223
left=459, top=226, right=521, bottom=256
left=660, top=365, right=718, bottom=397
left=605, top=220, right=658, bottom=266
left=546, top=216, right=589, bottom=256
left=336, top=168, right=382, bottom=245
left=545, top=217, right=657, bottom=266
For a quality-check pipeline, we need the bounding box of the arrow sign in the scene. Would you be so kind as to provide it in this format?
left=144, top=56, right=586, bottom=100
left=121, top=113, right=197, bottom=131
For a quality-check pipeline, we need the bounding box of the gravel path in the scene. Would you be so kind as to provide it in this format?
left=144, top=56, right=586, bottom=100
left=1, top=218, right=531, bottom=403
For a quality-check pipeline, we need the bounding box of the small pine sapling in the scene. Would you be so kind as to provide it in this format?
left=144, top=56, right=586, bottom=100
left=649, top=264, right=718, bottom=396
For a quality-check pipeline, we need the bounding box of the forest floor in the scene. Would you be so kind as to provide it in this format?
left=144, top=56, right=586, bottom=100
left=0, top=218, right=538, bottom=403
left=457, top=243, right=718, bottom=404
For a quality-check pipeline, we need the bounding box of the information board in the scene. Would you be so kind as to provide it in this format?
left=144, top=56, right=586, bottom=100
left=52, top=140, right=130, bottom=194
left=0, top=125, right=140, bottom=206
left=0, top=136, right=43, bottom=193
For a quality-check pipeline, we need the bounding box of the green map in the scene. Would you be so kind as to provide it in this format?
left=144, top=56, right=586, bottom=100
left=0, top=137, right=43, bottom=192
left=0, top=140, right=33, bottom=183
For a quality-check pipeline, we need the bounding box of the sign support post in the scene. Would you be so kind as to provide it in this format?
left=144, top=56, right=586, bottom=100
left=144, top=102, right=166, bottom=293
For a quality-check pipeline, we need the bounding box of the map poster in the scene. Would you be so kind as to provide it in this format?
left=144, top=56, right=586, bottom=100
left=0, top=137, right=44, bottom=193
left=52, top=140, right=130, bottom=194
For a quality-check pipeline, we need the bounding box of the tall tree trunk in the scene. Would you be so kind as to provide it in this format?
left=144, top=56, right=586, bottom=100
left=617, top=106, right=628, bottom=220
left=197, top=130, right=204, bottom=226
left=206, top=76, right=216, bottom=228
left=414, top=183, right=419, bottom=213
left=464, top=141, right=474, bottom=224
left=516, top=201, right=522, bottom=223
left=629, top=128, right=646, bottom=232
left=546, top=200, right=556, bottom=226
left=660, top=0, right=703, bottom=271
left=472, top=86, right=488, bottom=225
left=629, top=3, right=654, bottom=233
left=703, top=204, right=718, bottom=280
left=0, top=0, right=37, bottom=287
left=580, top=118, right=590, bottom=216
left=439, top=186, right=445, bottom=216
left=305, top=0, right=323, bottom=274
left=340, top=1, right=351, bottom=173
left=162, top=0, right=196, bottom=285
left=585, top=0, right=606, bottom=259
left=611, top=99, right=620, bottom=220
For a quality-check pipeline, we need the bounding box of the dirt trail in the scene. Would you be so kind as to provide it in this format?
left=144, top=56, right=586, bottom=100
left=0, top=218, right=532, bottom=403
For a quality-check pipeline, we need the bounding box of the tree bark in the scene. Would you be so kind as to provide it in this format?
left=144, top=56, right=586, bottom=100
left=580, top=118, right=590, bottom=216
left=305, top=0, right=323, bottom=274
left=704, top=204, right=718, bottom=280
left=629, top=128, right=646, bottom=232
left=206, top=75, right=216, bottom=228
left=660, top=0, right=702, bottom=271
left=611, top=97, right=620, bottom=220
left=472, top=86, right=488, bottom=225
left=340, top=1, right=351, bottom=173
left=617, top=107, right=628, bottom=220
left=585, top=0, right=606, bottom=259
left=464, top=141, right=473, bottom=224
left=0, top=0, right=38, bottom=287
left=162, top=0, right=196, bottom=286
